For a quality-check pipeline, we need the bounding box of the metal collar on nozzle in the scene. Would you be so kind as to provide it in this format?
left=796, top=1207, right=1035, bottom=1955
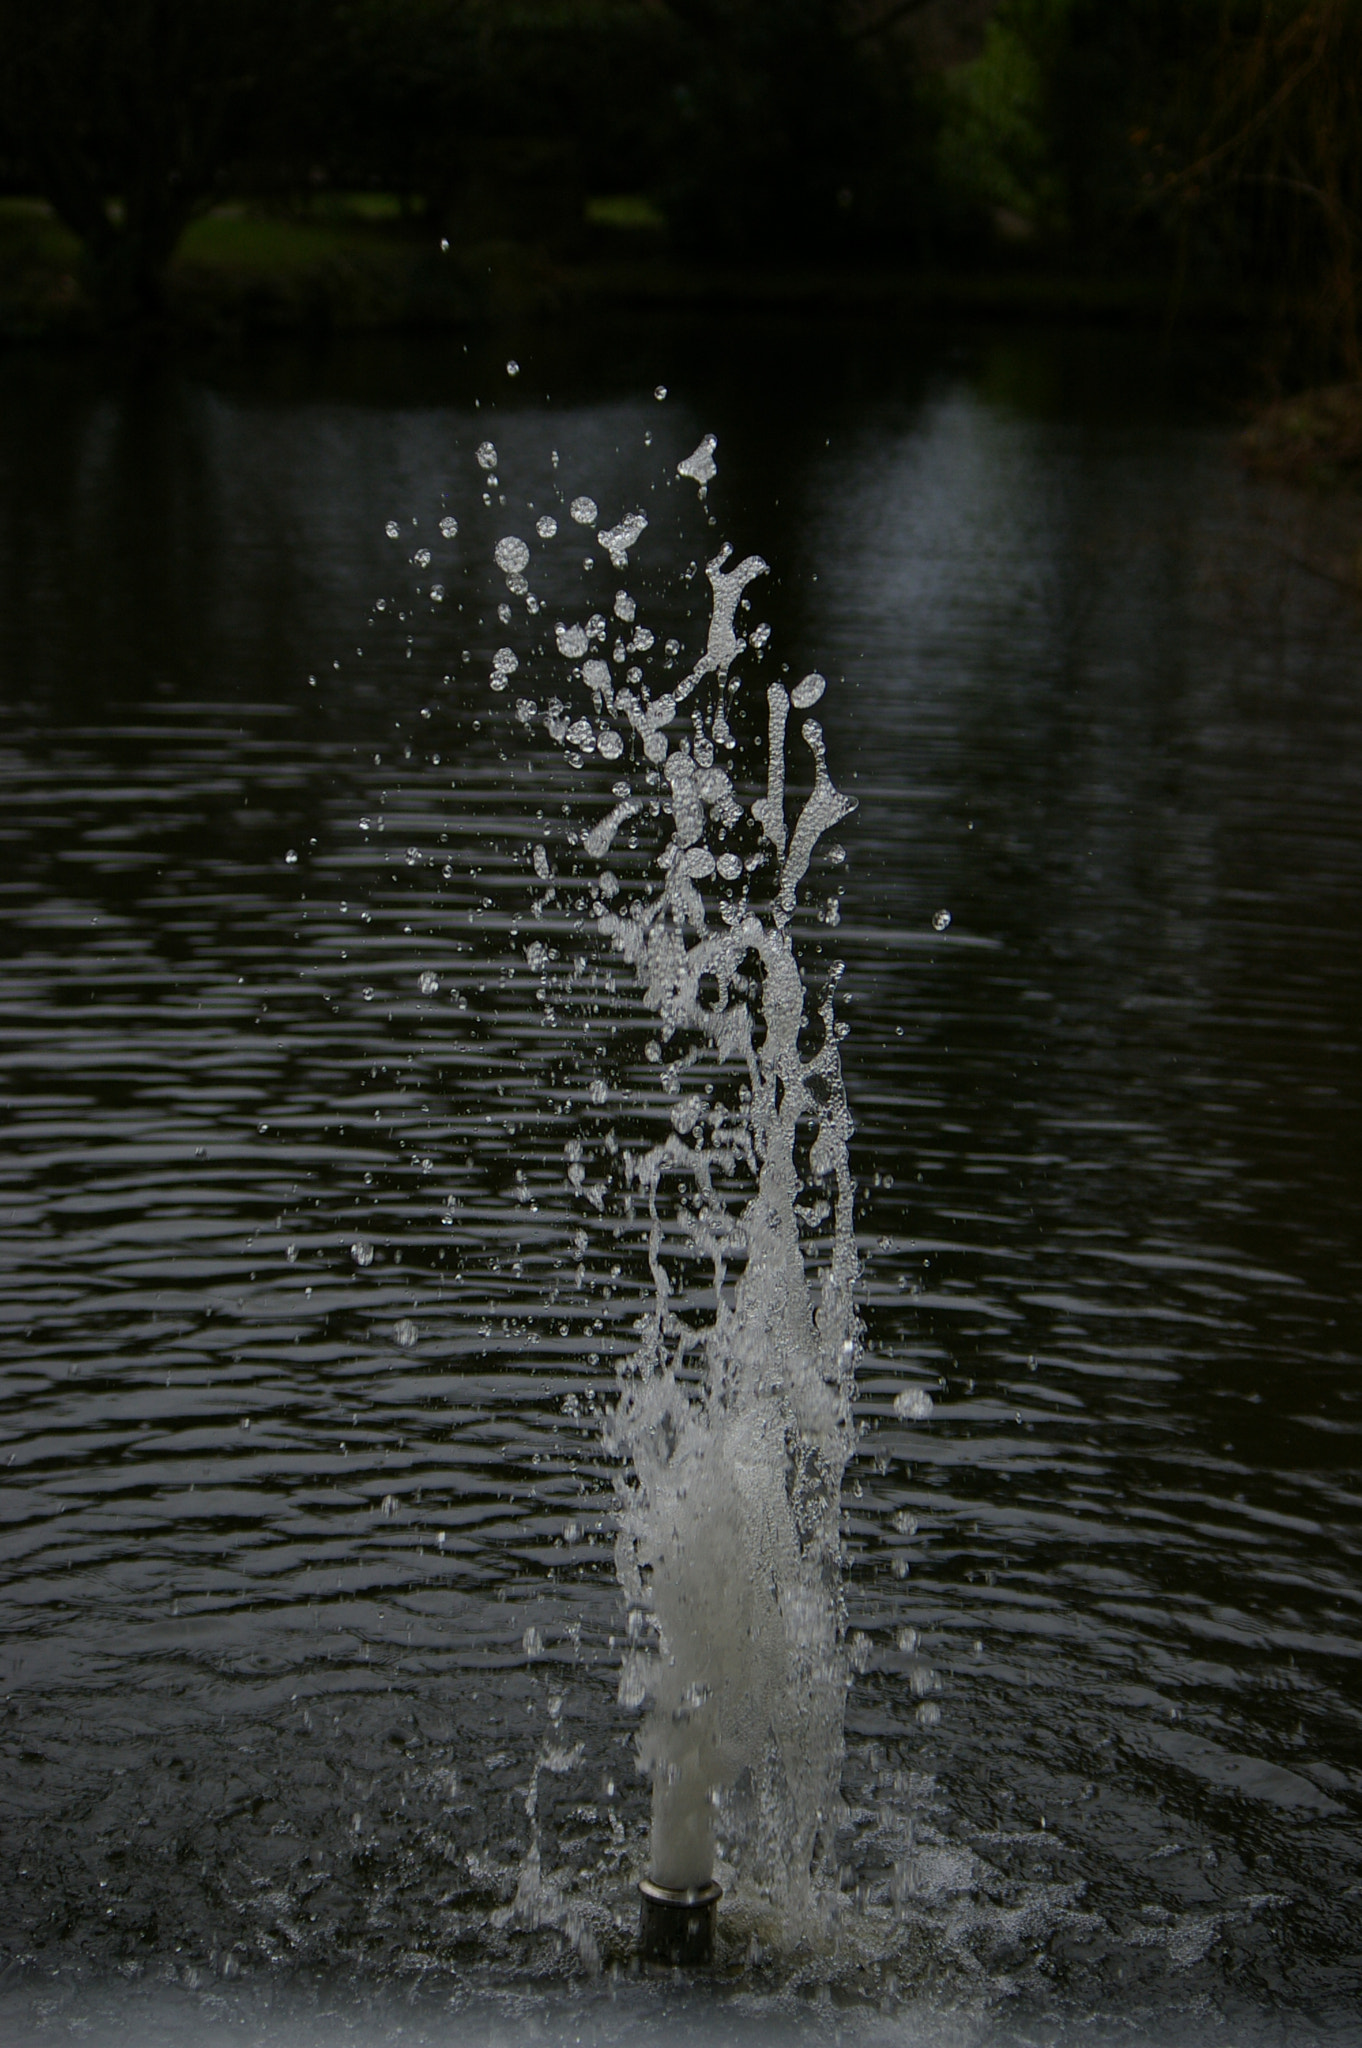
left=638, top=1876, right=722, bottom=1966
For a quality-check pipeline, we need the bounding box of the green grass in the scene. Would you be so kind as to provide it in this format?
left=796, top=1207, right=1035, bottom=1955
left=0, top=197, right=83, bottom=266
left=584, top=194, right=666, bottom=232
left=176, top=210, right=411, bottom=275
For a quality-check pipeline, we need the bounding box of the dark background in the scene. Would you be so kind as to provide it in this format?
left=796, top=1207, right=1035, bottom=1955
left=0, top=0, right=1359, bottom=393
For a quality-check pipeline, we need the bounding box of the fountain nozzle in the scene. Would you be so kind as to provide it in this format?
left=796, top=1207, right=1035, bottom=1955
left=637, top=1876, right=721, bottom=1967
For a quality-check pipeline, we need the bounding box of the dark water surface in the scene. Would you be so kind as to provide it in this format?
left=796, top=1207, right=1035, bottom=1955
left=1, top=322, right=1360, bottom=2046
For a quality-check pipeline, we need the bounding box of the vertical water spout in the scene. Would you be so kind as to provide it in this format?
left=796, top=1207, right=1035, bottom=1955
left=483, top=436, right=859, bottom=1956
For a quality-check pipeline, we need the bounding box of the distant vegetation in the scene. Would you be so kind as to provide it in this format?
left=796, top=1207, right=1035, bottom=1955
left=0, top=0, right=1357, bottom=385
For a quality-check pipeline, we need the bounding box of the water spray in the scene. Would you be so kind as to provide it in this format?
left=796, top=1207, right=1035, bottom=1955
left=483, top=431, right=860, bottom=1966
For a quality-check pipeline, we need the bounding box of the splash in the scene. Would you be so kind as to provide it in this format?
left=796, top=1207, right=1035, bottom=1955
left=490, top=437, right=860, bottom=1940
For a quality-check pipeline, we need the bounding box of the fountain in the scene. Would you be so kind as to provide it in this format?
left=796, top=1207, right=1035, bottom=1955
left=480, top=432, right=862, bottom=1965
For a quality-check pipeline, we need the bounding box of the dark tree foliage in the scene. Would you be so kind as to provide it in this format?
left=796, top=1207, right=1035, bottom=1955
left=1150, top=0, right=1362, bottom=378
left=963, top=0, right=1362, bottom=376
left=0, top=0, right=341, bottom=320
left=656, top=0, right=933, bottom=261
left=0, top=0, right=1354, bottom=372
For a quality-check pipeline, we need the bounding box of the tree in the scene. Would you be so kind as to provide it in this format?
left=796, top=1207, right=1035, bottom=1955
left=0, top=0, right=342, bottom=322
left=1153, top=0, right=1362, bottom=379
left=655, top=0, right=933, bottom=262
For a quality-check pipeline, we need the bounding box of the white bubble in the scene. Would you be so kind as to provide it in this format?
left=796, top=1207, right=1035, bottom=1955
left=494, top=536, right=530, bottom=576
left=555, top=622, right=588, bottom=659
left=916, top=1701, right=942, bottom=1728
left=417, top=970, right=439, bottom=995
left=414, top=547, right=432, bottom=568
left=476, top=440, right=498, bottom=471
left=351, top=1240, right=375, bottom=1268
left=380, top=1493, right=398, bottom=1517
left=536, top=514, right=558, bottom=538
left=654, top=385, right=667, bottom=400
left=566, top=718, right=596, bottom=752
left=596, top=728, right=624, bottom=760
left=490, top=647, right=519, bottom=692
left=932, top=908, right=952, bottom=932
left=439, top=515, right=458, bottom=538
left=506, top=359, right=520, bottom=377
left=385, top=520, right=401, bottom=538
left=570, top=495, right=598, bottom=525
left=429, top=583, right=444, bottom=602
left=394, top=1317, right=417, bottom=1347
left=523, top=1625, right=543, bottom=1658
left=717, top=852, right=743, bottom=880
left=284, top=848, right=298, bottom=866
left=893, top=1387, right=934, bottom=1421
left=791, top=672, right=826, bottom=710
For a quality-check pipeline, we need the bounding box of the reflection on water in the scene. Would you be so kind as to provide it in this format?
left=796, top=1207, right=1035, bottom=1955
left=0, top=323, right=1359, bottom=2045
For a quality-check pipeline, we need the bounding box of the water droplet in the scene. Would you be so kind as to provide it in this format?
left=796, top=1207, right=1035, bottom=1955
left=385, top=520, right=401, bottom=539
left=916, top=1701, right=941, bottom=1728
left=494, top=535, right=530, bottom=575
left=351, top=1240, right=374, bottom=1267
left=791, top=672, right=826, bottom=710
left=677, top=435, right=718, bottom=488
left=284, top=848, right=298, bottom=865
left=417, top=970, right=439, bottom=995
left=380, top=1493, right=399, bottom=1517
left=285, top=1243, right=298, bottom=1264
left=414, top=547, right=432, bottom=568
left=476, top=441, right=498, bottom=471
left=506, top=359, right=520, bottom=377
left=536, top=514, right=558, bottom=538
left=597, top=512, right=647, bottom=569
left=897, top=1626, right=919, bottom=1653
left=932, top=909, right=952, bottom=932
left=523, top=1625, right=543, bottom=1658
left=394, top=1317, right=417, bottom=1347
left=439, top=515, right=458, bottom=538
left=893, top=1388, right=934, bottom=1422
left=569, top=496, right=598, bottom=526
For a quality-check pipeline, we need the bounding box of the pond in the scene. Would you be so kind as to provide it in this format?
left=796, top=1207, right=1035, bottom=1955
left=1, top=318, right=1360, bottom=2047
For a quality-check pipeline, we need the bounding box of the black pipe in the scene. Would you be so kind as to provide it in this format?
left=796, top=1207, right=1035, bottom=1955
left=637, top=1876, right=722, bottom=1966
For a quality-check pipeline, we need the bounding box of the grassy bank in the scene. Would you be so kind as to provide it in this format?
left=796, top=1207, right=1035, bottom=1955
left=1, top=194, right=1247, bottom=343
